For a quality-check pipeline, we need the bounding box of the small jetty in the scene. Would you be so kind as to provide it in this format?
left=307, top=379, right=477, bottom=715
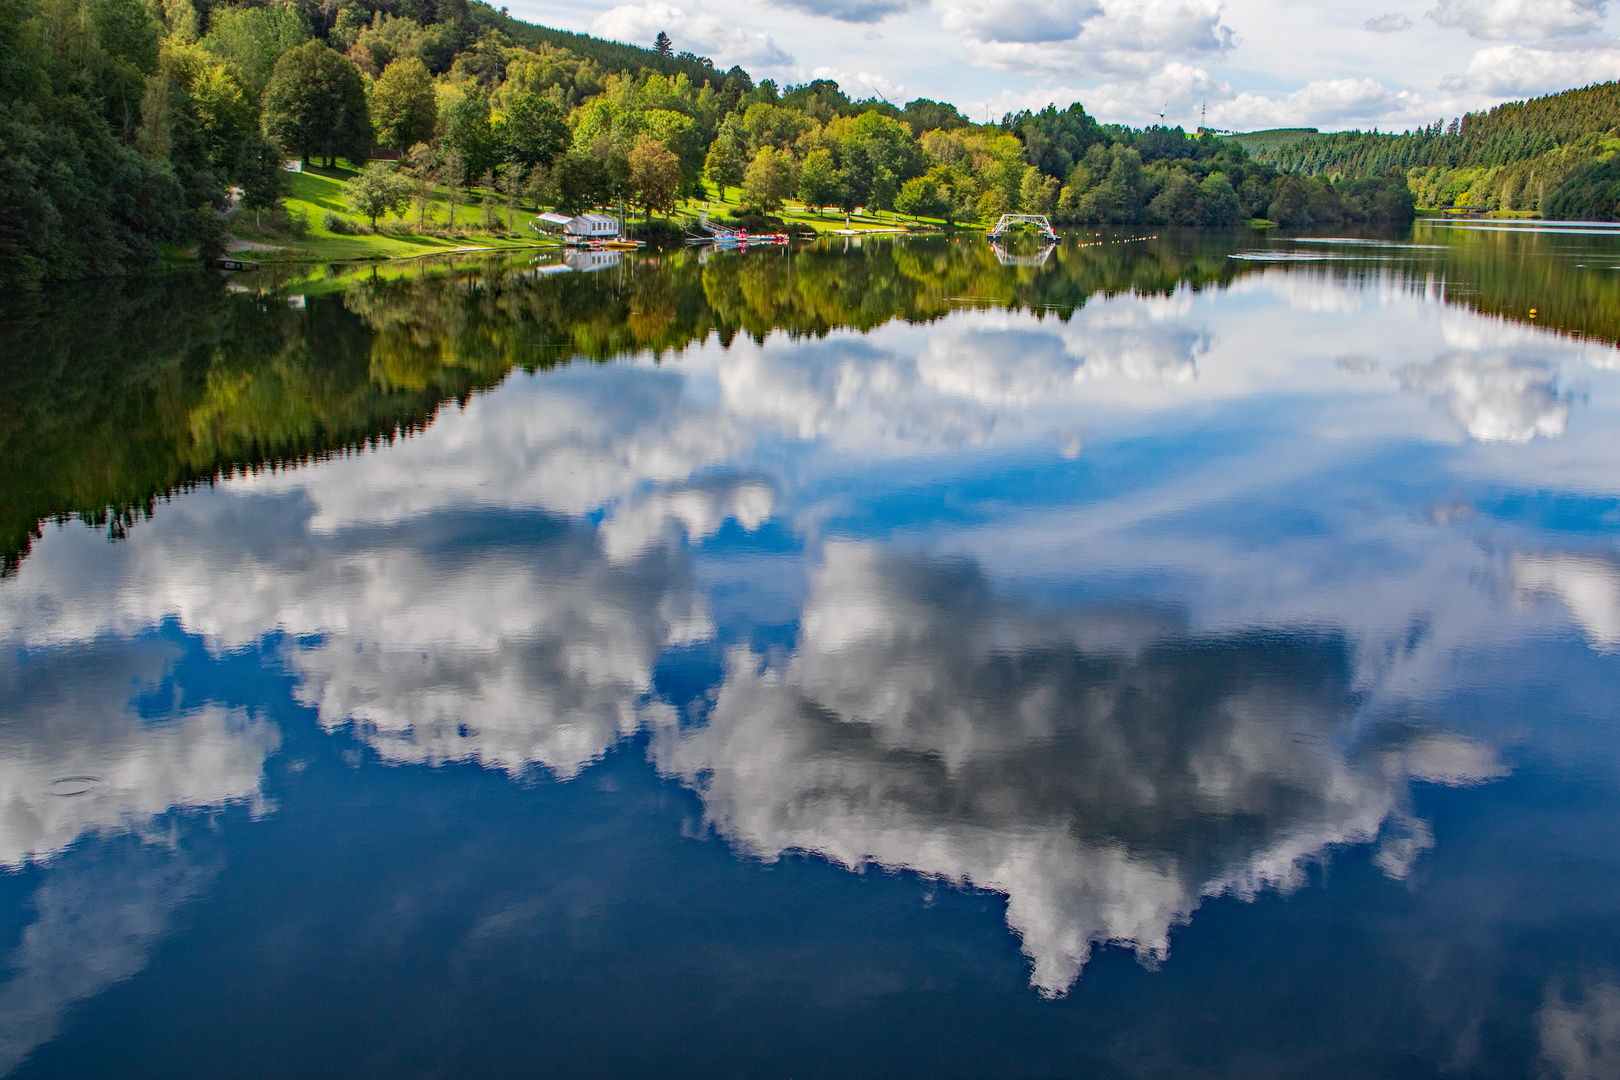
left=685, top=213, right=789, bottom=248
left=216, top=256, right=260, bottom=271
left=987, top=214, right=1059, bottom=242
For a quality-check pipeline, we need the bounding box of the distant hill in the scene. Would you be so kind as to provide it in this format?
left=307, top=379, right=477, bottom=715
left=1235, top=82, right=1620, bottom=213
left=1224, top=128, right=1319, bottom=155
left=1461, top=80, right=1620, bottom=144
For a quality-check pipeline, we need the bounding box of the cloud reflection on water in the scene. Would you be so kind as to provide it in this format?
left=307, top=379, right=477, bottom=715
left=654, top=541, right=1506, bottom=995
left=0, top=644, right=264, bottom=1075
left=0, top=642, right=276, bottom=868
left=1514, top=552, right=1620, bottom=650
left=1539, top=977, right=1620, bottom=1080
left=1397, top=352, right=1569, bottom=443
left=0, top=264, right=1614, bottom=1007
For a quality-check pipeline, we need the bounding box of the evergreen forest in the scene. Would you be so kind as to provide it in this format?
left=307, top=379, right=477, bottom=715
left=1243, top=82, right=1620, bottom=218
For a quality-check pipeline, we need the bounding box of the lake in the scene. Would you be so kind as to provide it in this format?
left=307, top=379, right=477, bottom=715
left=1, top=222, right=1618, bottom=1078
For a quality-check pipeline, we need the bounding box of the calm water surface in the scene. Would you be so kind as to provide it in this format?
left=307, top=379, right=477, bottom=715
left=1, top=223, right=1618, bottom=1077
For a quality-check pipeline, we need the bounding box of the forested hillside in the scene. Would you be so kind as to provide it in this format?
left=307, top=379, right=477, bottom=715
left=0, top=0, right=1423, bottom=289
left=1245, top=82, right=1620, bottom=216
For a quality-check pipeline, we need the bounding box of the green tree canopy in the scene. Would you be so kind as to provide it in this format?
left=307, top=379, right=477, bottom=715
left=553, top=150, right=608, bottom=212
left=345, top=161, right=414, bottom=225
left=496, top=92, right=568, bottom=171
left=705, top=130, right=744, bottom=197
left=261, top=40, right=371, bottom=166
left=199, top=3, right=308, bottom=93
left=1543, top=155, right=1620, bottom=221
left=797, top=148, right=840, bottom=210
left=628, top=132, right=679, bottom=216
left=442, top=93, right=495, bottom=182
left=370, top=56, right=436, bottom=150
left=742, top=144, right=788, bottom=211
left=235, top=130, right=285, bottom=222
left=894, top=175, right=945, bottom=218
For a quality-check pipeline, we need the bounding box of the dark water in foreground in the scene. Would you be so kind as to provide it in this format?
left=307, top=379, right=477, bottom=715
left=1, top=222, right=1618, bottom=1077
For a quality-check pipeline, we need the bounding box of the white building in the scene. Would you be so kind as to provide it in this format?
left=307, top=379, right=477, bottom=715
left=562, top=213, right=620, bottom=239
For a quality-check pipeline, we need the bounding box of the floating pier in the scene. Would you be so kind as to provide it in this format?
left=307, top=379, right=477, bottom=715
left=987, top=214, right=1059, bottom=242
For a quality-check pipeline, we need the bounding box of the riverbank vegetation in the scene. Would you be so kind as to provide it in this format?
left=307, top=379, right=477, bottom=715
left=7, top=0, right=1620, bottom=288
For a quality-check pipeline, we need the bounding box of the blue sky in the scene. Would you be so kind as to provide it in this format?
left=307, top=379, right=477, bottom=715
left=506, top=0, right=1620, bottom=129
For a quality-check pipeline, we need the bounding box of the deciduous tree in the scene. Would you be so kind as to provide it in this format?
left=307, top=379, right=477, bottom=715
left=346, top=162, right=414, bottom=226
left=894, top=176, right=945, bottom=219
left=236, top=131, right=285, bottom=225
left=628, top=133, right=680, bottom=220
left=497, top=93, right=568, bottom=173
left=406, top=141, right=435, bottom=230
left=797, top=148, right=840, bottom=212
left=741, top=145, right=787, bottom=212
left=260, top=41, right=372, bottom=167
left=369, top=57, right=436, bottom=151
left=200, top=4, right=307, bottom=93
left=705, top=134, right=744, bottom=199
left=442, top=94, right=495, bottom=184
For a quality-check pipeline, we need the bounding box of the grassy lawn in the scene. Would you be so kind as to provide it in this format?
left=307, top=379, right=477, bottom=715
left=233, top=163, right=558, bottom=262
left=223, top=169, right=964, bottom=265
left=668, top=182, right=962, bottom=235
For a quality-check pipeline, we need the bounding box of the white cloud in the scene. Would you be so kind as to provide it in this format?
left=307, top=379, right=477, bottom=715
left=0, top=643, right=272, bottom=1074
left=913, top=309, right=1205, bottom=407
left=589, top=2, right=794, bottom=67
left=775, top=0, right=925, bottom=22
left=808, top=65, right=906, bottom=99
left=1365, top=12, right=1414, bottom=30
left=937, top=0, right=1103, bottom=44
left=1049, top=63, right=1429, bottom=129
left=1215, top=77, right=1427, bottom=129
left=0, top=845, right=214, bottom=1077
left=267, top=367, right=756, bottom=546
left=284, top=527, right=711, bottom=778
left=1068, top=61, right=1224, bottom=123
left=1428, top=0, right=1607, bottom=38
left=1442, top=41, right=1620, bottom=93
left=944, top=0, right=1234, bottom=77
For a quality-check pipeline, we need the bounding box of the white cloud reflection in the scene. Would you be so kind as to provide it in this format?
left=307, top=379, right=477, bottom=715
left=0, top=644, right=269, bottom=1073
left=1514, top=552, right=1620, bottom=649
left=1539, top=977, right=1620, bottom=1080
left=1397, top=351, right=1569, bottom=442
left=652, top=542, right=1507, bottom=995
left=0, top=843, right=214, bottom=1076
left=0, top=642, right=277, bottom=868
left=1, top=262, right=1615, bottom=1001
